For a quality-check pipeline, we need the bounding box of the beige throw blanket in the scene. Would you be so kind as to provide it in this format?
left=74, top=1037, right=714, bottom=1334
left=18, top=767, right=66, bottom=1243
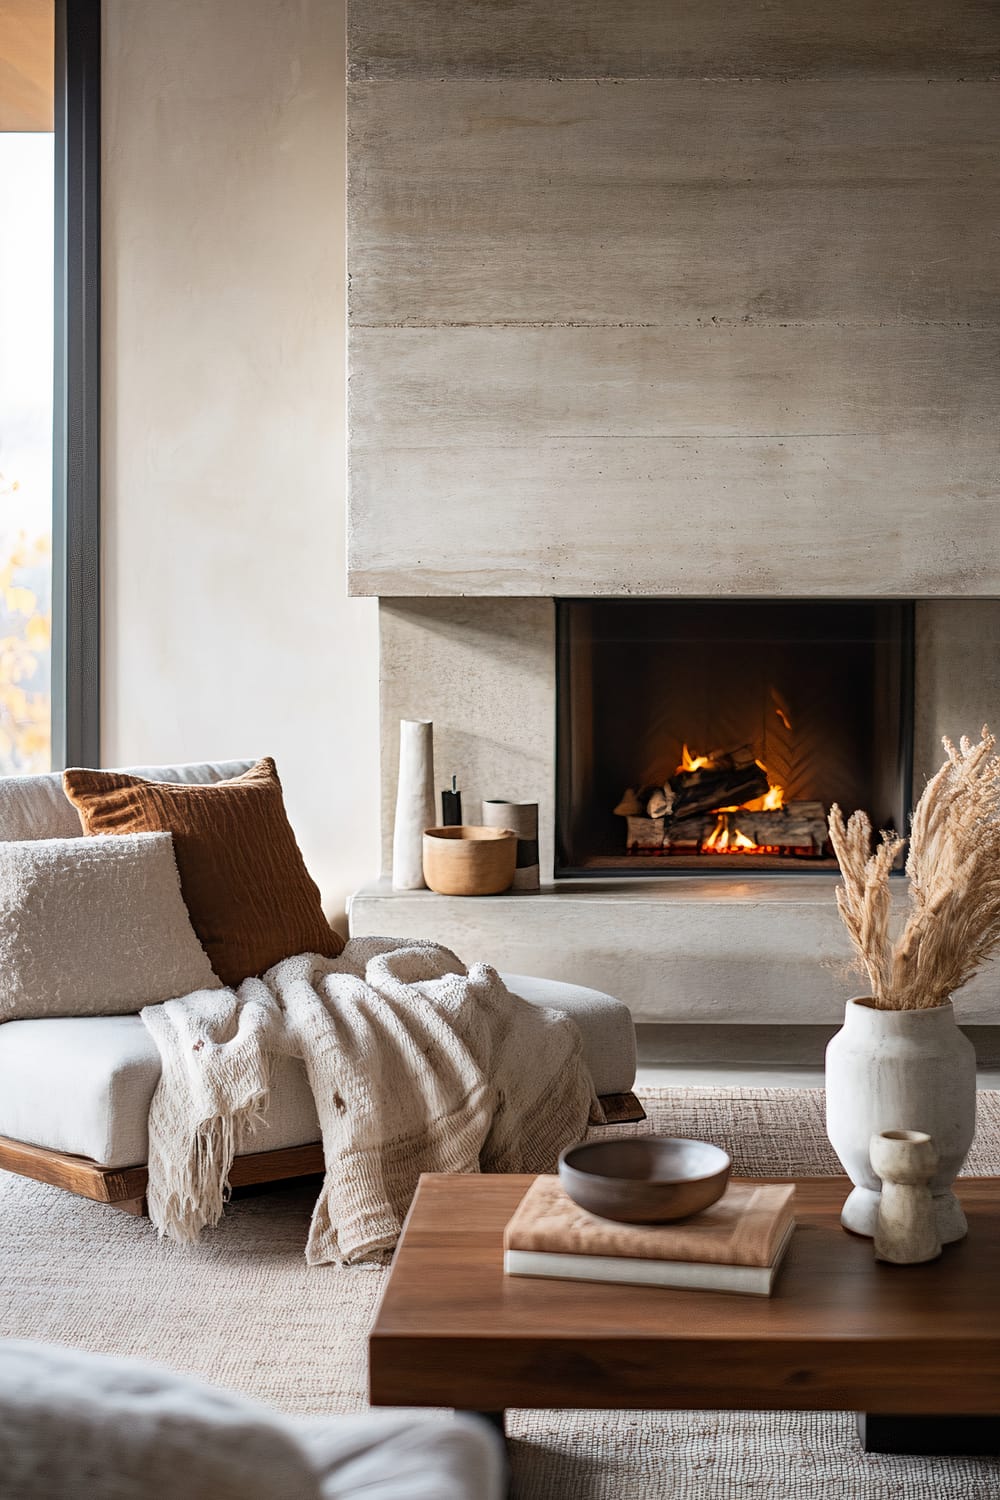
left=141, top=937, right=597, bottom=1264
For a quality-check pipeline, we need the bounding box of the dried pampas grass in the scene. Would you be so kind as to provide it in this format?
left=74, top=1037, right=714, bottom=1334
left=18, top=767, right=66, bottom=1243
left=828, top=726, right=1000, bottom=1010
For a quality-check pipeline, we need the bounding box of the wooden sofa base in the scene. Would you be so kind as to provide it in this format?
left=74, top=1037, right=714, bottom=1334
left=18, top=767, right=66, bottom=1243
left=0, top=1093, right=644, bottom=1214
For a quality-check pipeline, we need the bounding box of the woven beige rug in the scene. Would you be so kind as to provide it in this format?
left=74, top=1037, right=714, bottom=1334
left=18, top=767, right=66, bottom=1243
left=3, top=1086, right=1000, bottom=1498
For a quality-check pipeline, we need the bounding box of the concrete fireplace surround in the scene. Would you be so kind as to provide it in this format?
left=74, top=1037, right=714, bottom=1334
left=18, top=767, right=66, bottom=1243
left=346, top=2, right=1000, bottom=1028
left=348, top=598, right=1000, bottom=1025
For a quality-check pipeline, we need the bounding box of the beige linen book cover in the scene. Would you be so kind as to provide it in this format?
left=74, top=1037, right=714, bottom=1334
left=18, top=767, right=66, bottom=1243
left=504, top=1176, right=796, bottom=1267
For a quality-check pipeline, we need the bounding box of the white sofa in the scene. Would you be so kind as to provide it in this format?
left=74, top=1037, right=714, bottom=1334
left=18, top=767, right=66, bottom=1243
left=0, top=1339, right=505, bottom=1500
left=0, top=762, right=637, bottom=1203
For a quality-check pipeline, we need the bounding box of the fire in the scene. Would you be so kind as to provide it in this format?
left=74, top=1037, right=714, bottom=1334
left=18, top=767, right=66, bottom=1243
left=679, top=744, right=712, bottom=773
left=738, top=782, right=785, bottom=813
left=703, top=821, right=757, bottom=853
left=677, top=744, right=786, bottom=853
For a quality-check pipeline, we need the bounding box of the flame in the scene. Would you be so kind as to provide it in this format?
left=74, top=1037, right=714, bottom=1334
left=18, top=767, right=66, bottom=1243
left=675, top=744, right=787, bottom=852
left=742, top=782, right=785, bottom=812
left=703, top=819, right=724, bottom=850
left=679, top=743, right=713, bottom=773
left=703, top=819, right=758, bottom=853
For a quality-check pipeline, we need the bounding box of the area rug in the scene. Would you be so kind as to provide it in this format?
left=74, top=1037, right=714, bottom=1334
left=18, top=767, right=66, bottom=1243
left=2, top=1086, right=999, bottom=1499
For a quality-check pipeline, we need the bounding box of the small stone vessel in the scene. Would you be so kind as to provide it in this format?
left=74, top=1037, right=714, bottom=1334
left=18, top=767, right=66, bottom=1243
left=870, top=1130, right=942, bottom=1265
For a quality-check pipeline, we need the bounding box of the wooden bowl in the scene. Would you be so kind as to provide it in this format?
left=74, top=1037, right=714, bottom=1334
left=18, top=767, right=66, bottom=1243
left=558, top=1137, right=731, bottom=1223
left=422, top=825, right=517, bottom=896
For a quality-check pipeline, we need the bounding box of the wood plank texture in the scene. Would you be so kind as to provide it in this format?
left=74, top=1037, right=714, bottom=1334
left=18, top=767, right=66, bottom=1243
left=0, top=1125, right=648, bottom=1202
left=0, top=1135, right=148, bottom=1204
left=111, top=1197, right=148, bottom=1217
left=347, top=3, right=1000, bottom=597
left=369, top=1174, right=1000, bottom=1414
left=225, top=1144, right=324, bottom=1187
left=349, top=1, right=1000, bottom=80
left=0, top=1136, right=326, bottom=1206
left=597, top=1091, right=646, bottom=1126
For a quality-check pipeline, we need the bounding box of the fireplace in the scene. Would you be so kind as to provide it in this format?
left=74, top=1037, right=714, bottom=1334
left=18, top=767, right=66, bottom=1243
left=364, top=596, right=998, bottom=1024
left=556, top=599, right=914, bottom=875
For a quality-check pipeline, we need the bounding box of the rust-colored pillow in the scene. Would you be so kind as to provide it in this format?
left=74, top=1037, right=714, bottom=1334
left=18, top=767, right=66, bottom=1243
left=62, top=758, right=343, bottom=987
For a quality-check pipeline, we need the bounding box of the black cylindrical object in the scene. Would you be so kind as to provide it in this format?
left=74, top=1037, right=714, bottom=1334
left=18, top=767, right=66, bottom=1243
left=441, top=776, right=462, bottom=826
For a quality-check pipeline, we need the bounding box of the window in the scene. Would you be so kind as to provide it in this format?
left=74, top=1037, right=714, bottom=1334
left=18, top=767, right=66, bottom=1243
left=0, top=0, right=99, bottom=776
left=52, top=0, right=100, bottom=769
left=0, top=4, right=55, bottom=772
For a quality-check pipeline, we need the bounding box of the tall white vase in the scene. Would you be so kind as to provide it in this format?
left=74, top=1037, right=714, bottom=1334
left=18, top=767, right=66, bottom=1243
left=392, top=720, right=435, bottom=891
left=825, top=997, right=976, bottom=1242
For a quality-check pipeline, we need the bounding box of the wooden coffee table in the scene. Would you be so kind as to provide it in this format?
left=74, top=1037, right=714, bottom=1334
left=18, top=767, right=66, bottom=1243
left=369, top=1174, right=1000, bottom=1454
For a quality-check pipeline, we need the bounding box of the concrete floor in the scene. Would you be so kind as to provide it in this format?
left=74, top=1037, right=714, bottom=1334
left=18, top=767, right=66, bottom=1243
left=634, top=1023, right=1000, bottom=1090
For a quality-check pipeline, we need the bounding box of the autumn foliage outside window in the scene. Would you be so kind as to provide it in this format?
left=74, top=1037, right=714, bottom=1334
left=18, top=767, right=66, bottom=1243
left=0, top=473, right=50, bottom=771
left=0, top=132, right=54, bottom=774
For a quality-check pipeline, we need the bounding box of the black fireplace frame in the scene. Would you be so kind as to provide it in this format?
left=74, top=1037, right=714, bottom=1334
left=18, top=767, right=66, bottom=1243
left=555, top=597, right=915, bottom=879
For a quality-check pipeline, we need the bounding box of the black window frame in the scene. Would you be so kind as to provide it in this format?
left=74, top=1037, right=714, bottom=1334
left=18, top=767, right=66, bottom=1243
left=51, top=0, right=100, bottom=769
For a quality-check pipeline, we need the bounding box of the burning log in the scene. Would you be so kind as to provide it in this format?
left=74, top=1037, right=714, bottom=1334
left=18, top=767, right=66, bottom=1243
left=625, top=815, right=666, bottom=850
left=613, top=788, right=644, bottom=817
left=617, top=749, right=827, bottom=858
left=647, top=786, right=674, bottom=819
left=668, top=758, right=769, bottom=820
left=729, top=801, right=828, bottom=851
left=663, top=814, right=710, bottom=848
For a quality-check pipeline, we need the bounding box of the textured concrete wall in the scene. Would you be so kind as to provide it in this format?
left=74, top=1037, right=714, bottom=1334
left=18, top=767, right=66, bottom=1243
left=350, top=876, right=1000, bottom=1025
left=378, top=598, right=555, bottom=877
left=102, top=0, right=379, bottom=928
left=914, top=602, right=1000, bottom=790
left=348, top=1, right=1000, bottom=597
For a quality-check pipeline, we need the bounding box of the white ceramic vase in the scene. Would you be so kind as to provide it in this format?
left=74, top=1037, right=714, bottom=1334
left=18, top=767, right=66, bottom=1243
left=392, top=719, right=435, bottom=891
left=825, top=997, right=976, bottom=1242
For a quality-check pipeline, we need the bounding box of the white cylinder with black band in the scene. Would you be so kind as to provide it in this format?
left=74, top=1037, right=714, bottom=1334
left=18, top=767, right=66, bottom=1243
left=481, top=799, right=539, bottom=890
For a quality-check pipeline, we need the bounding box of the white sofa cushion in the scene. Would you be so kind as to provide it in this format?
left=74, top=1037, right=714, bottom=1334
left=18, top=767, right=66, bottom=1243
left=0, top=976, right=635, bottom=1168
left=0, top=833, right=220, bottom=1021
left=0, top=1014, right=321, bottom=1168
left=0, top=760, right=254, bottom=841
left=499, top=972, right=637, bottom=1096
left=0, top=1340, right=504, bottom=1500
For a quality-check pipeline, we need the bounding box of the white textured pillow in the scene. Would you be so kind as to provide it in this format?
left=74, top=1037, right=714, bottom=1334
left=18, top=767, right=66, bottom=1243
left=0, top=833, right=220, bottom=1021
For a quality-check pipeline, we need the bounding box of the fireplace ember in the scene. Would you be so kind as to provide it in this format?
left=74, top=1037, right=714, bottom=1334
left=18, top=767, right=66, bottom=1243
left=614, top=744, right=829, bottom=859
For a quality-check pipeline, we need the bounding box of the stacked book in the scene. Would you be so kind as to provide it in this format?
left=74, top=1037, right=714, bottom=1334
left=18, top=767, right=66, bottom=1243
left=503, top=1176, right=796, bottom=1297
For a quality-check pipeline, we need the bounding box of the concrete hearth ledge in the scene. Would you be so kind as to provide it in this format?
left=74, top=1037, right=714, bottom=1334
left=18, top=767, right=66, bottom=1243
left=349, top=878, right=999, bottom=1027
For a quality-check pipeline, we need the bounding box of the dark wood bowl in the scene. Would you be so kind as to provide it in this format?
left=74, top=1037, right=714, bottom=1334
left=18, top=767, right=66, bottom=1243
left=558, top=1137, right=732, bottom=1223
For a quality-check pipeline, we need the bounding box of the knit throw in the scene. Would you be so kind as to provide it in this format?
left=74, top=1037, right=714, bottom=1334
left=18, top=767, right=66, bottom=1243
left=141, top=937, right=597, bottom=1264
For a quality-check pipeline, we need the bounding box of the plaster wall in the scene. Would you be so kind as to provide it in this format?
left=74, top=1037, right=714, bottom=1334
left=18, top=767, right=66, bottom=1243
left=101, top=0, right=379, bottom=928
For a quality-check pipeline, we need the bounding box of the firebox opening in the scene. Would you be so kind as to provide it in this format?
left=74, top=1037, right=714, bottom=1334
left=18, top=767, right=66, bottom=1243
left=556, top=599, right=914, bottom=876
